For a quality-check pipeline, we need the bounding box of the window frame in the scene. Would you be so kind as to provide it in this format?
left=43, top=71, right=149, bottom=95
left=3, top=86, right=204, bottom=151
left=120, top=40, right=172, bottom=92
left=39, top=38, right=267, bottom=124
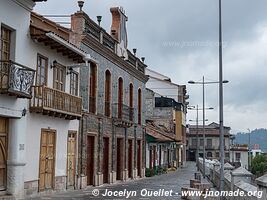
left=53, top=62, right=66, bottom=91
left=0, top=26, right=11, bottom=60
left=36, top=53, right=48, bottom=86
left=69, top=70, right=79, bottom=96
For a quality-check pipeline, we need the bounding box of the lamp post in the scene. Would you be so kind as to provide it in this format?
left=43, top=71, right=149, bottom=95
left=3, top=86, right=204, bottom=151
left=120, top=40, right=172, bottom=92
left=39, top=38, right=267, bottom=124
left=188, top=77, right=228, bottom=178
left=247, top=128, right=251, bottom=171
left=188, top=106, right=213, bottom=171
left=218, top=0, right=225, bottom=193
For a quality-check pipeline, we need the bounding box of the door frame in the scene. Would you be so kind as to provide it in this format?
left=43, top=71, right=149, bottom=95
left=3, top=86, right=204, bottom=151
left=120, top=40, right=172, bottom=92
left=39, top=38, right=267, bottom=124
left=38, top=128, right=56, bottom=192
left=0, top=117, right=8, bottom=191
left=66, top=131, right=77, bottom=188
left=87, top=135, right=95, bottom=186
left=116, top=137, right=123, bottom=180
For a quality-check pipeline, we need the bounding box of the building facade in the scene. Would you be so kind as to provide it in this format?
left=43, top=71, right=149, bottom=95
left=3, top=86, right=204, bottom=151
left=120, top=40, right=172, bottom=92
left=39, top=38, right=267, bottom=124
left=69, top=4, right=148, bottom=187
left=230, top=144, right=249, bottom=169
left=145, top=69, right=188, bottom=167
left=0, top=0, right=88, bottom=198
left=187, top=122, right=231, bottom=162
left=145, top=89, right=177, bottom=172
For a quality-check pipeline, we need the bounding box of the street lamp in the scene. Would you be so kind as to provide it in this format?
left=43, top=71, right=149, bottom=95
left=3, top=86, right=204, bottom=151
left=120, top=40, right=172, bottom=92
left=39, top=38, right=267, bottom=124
left=188, top=106, right=214, bottom=174
left=247, top=128, right=251, bottom=171
left=188, top=77, right=228, bottom=179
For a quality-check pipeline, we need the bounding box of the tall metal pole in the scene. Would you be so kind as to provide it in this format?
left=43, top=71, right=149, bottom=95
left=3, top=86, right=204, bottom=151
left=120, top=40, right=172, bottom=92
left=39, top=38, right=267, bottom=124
left=248, top=128, right=251, bottom=171
left=196, top=105, right=199, bottom=171
left=202, top=76, right=206, bottom=178
left=219, top=0, right=225, bottom=193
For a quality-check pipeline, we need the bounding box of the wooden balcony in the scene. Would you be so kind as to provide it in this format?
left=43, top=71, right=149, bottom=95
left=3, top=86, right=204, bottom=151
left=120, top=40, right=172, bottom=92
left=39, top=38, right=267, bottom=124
left=112, top=103, right=134, bottom=127
left=0, top=60, right=35, bottom=98
left=30, top=85, right=82, bottom=120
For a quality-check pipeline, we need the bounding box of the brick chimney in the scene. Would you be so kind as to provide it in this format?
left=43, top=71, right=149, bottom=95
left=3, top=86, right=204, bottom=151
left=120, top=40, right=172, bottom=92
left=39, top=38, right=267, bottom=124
left=110, top=7, right=128, bottom=49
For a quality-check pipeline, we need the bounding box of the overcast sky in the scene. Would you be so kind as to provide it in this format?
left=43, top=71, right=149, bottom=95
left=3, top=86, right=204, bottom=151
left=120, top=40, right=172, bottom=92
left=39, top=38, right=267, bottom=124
left=35, top=0, right=267, bottom=134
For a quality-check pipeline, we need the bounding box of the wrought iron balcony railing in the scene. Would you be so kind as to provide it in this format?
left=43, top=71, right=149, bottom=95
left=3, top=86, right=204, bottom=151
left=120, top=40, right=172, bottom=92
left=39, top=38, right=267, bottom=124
left=89, top=96, right=96, bottom=114
left=0, top=60, right=35, bottom=98
left=112, top=103, right=134, bottom=126
left=30, top=85, right=82, bottom=119
left=104, top=101, right=111, bottom=117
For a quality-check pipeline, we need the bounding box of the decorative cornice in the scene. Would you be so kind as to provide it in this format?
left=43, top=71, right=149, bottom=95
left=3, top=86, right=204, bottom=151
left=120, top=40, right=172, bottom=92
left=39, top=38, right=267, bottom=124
left=12, top=0, right=35, bottom=11
left=83, top=37, right=148, bottom=83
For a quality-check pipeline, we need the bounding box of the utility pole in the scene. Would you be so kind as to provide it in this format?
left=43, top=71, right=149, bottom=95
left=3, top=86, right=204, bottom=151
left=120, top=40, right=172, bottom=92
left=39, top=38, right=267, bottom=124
left=202, top=76, right=206, bottom=178
left=218, top=0, right=225, bottom=193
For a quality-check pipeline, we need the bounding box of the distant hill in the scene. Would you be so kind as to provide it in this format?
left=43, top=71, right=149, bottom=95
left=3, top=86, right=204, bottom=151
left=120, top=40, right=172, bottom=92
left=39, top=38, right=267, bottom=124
left=234, top=129, right=267, bottom=152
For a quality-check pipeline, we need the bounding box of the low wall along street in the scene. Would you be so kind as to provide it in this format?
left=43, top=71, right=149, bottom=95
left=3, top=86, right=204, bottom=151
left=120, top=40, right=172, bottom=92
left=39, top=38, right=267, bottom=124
left=197, top=158, right=266, bottom=200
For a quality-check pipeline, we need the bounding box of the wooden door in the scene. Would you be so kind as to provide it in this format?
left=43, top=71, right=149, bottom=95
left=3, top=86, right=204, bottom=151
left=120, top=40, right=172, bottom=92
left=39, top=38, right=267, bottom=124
left=103, top=137, right=109, bottom=183
left=67, top=132, right=76, bottom=187
left=87, top=136, right=94, bottom=185
left=0, top=117, right=7, bottom=191
left=116, top=138, right=123, bottom=180
left=137, top=140, right=141, bottom=177
left=39, top=129, right=56, bottom=191
left=118, top=78, right=123, bottom=119
left=128, top=139, right=132, bottom=178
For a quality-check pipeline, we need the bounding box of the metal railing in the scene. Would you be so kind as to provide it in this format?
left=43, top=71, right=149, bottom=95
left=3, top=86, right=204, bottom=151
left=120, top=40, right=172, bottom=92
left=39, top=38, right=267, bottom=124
left=0, top=60, right=35, bottom=98
left=112, top=103, right=134, bottom=122
left=89, top=96, right=96, bottom=114
left=104, top=101, right=111, bottom=117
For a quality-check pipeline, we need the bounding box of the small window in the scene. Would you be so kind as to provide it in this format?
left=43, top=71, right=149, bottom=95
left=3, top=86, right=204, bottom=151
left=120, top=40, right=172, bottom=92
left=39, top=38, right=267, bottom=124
left=225, top=152, right=230, bottom=159
left=207, top=152, right=212, bottom=158
left=0, top=26, right=11, bottom=60
left=36, top=54, right=48, bottom=86
left=207, top=139, right=212, bottom=148
left=200, top=139, right=204, bottom=147
left=53, top=62, right=66, bottom=91
left=192, top=138, right=197, bottom=147
left=70, top=71, right=78, bottom=96
left=0, top=26, right=12, bottom=89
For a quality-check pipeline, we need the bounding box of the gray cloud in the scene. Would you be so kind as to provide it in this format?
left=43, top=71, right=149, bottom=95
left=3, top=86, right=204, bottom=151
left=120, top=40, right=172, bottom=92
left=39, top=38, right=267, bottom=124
left=35, top=0, right=267, bottom=133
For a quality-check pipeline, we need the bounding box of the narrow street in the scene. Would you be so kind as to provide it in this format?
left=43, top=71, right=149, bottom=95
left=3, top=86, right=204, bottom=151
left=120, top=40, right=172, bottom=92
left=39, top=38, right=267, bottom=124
left=27, top=162, right=197, bottom=200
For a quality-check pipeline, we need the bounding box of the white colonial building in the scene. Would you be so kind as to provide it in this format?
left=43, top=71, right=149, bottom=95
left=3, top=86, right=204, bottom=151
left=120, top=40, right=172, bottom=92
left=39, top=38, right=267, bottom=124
left=0, top=0, right=93, bottom=198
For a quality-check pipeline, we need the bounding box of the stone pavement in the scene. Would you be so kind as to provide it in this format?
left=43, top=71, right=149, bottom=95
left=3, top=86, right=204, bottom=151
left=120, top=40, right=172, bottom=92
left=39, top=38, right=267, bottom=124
left=27, top=162, right=199, bottom=200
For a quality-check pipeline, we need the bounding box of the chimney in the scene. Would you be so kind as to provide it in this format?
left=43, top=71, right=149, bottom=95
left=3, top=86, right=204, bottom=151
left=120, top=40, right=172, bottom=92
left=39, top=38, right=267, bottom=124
left=70, top=1, right=87, bottom=46
left=110, top=7, right=128, bottom=48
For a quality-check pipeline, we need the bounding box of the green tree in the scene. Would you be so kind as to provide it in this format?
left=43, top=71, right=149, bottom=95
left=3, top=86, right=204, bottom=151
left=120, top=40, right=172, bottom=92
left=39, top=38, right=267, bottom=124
left=251, top=154, right=267, bottom=177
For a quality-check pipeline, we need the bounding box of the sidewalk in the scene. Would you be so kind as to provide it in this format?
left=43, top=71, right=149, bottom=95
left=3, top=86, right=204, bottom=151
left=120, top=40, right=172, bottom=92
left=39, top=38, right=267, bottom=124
left=27, top=162, right=199, bottom=200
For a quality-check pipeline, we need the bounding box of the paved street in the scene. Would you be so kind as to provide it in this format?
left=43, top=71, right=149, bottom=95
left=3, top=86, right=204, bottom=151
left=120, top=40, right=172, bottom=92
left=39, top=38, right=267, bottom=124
left=27, top=162, right=198, bottom=200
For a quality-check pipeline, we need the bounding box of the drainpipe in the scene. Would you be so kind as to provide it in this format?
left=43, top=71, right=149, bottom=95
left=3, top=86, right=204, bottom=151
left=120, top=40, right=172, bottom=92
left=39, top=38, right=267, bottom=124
left=124, top=127, right=127, bottom=170
left=134, top=124, right=137, bottom=170
left=79, top=56, right=90, bottom=189
left=80, top=113, right=84, bottom=189
left=112, top=119, right=116, bottom=172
